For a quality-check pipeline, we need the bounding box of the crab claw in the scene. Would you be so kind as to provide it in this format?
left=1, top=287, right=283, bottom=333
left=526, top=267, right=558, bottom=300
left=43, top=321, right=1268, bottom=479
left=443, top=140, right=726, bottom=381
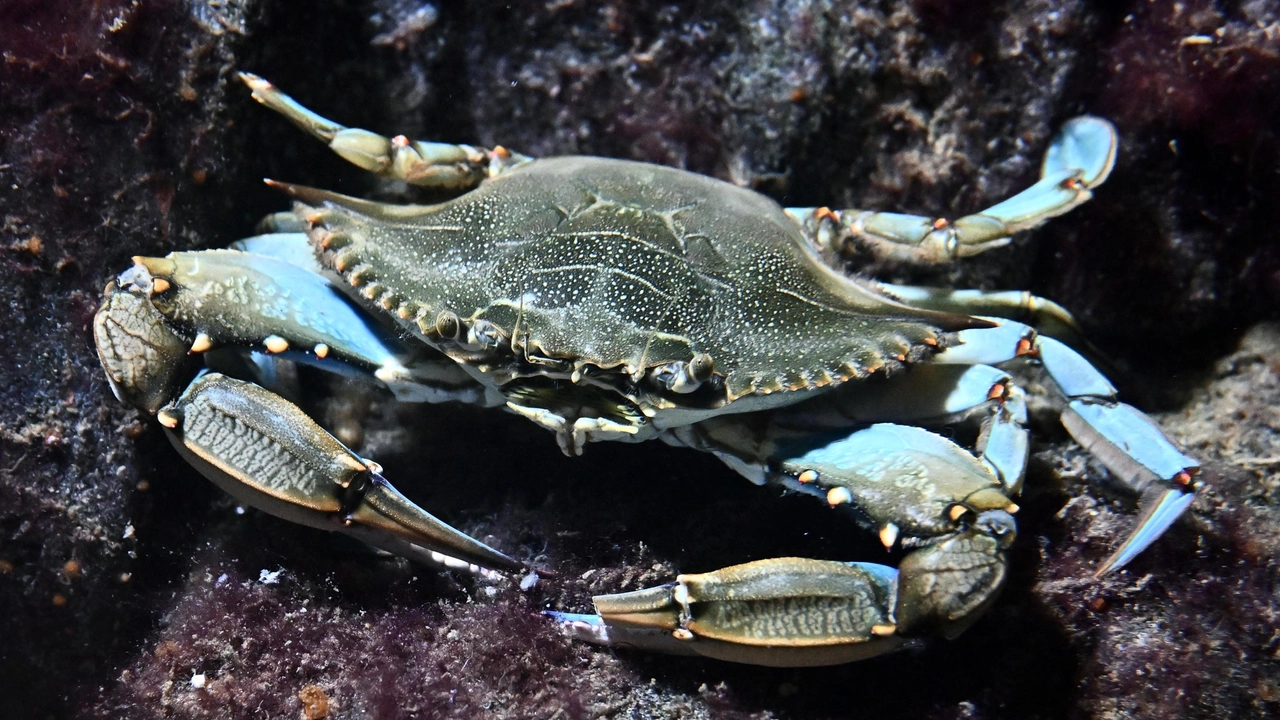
left=550, top=558, right=906, bottom=667
left=162, top=372, right=521, bottom=575
left=94, top=278, right=193, bottom=414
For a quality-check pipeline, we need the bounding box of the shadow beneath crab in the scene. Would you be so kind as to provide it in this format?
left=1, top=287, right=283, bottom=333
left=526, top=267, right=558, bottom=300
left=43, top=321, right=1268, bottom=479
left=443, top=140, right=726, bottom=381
left=380, top=387, right=1086, bottom=711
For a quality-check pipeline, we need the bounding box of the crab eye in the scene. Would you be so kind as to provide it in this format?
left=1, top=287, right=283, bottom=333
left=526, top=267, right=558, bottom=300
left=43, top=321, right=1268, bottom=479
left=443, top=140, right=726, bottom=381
left=435, top=311, right=460, bottom=340
left=688, top=353, right=715, bottom=383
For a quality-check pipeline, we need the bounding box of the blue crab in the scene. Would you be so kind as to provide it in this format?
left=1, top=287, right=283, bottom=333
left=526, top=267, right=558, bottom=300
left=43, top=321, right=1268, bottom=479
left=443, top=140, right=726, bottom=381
left=93, top=74, right=1199, bottom=667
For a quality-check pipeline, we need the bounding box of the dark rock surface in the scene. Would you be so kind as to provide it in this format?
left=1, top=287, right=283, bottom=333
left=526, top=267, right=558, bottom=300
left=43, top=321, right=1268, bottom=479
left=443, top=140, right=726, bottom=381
left=1, top=1, right=1277, bottom=718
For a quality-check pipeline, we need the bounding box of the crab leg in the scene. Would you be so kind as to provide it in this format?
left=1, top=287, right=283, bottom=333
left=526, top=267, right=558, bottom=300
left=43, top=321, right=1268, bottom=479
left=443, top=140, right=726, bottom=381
left=794, top=364, right=1031, bottom=493
left=786, top=116, right=1117, bottom=264
left=239, top=73, right=531, bottom=189
left=931, top=318, right=1199, bottom=574
left=100, top=248, right=487, bottom=405
left=876, top=283, right=1090, bottom=348
left=670, top=364, right=1031, bottom=495
left=160, top=372, right=520, bottom=575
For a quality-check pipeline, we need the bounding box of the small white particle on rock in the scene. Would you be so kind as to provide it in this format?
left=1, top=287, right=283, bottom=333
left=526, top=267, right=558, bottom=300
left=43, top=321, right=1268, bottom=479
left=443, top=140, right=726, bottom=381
left=259, top=568, right=282, bottom=585
left=519, top=571, right=539, bottom=591
left=191, top=673, right=207, bottom=689
left=122, top=523, right=135, bottom=540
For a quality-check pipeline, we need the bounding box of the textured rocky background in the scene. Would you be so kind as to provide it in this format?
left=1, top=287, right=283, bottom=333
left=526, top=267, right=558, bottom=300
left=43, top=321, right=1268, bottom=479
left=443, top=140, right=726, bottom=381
left=2, top=0, right=1279, bottom=718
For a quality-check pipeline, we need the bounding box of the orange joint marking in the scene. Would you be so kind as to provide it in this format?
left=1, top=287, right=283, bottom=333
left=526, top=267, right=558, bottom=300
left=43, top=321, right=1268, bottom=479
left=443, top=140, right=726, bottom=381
left=922, top=336, right=938, bottom=346
left=392, top=135, right=411, bottom=148
left=797, top=469, right=819, bottom=484
left=932, top=217, right=951, bottom=230
left=314, top=343, right=330, bottom=359
left=1015, top=336, right=1037, bottom=358
left=1063, top=177, right=1083, bottom=191
left=189, top=333, right=213, bottom=354
left=263, top=335, right=289, bottom=354
left=492, top=145, right=512, bottom=160
left=986, top=380, right=1008, bottom=401
left=1173, top=471, right=1194, bottom=488
left=878, top=523, right=899, bottom=550
left=814, top=207, right=839, bottom=223
left=307, top=212, right=325, bottom=226
left=827, top=487, right=853, bottom=507
left=150, top=278, right=170, bottom=294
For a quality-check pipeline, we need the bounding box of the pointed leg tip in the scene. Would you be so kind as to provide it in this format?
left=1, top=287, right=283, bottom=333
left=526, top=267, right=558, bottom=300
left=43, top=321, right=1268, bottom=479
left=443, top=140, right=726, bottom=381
left=238, top=72, right=272, bottom=96
left=544, top=611, right=611, bottom=644
left=1093, top=488, right=1195, bottom=578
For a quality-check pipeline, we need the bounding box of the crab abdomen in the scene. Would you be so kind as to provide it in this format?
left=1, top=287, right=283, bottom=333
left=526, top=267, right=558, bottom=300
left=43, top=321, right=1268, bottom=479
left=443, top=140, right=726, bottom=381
left=288, top=156, right=978, bottom=399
